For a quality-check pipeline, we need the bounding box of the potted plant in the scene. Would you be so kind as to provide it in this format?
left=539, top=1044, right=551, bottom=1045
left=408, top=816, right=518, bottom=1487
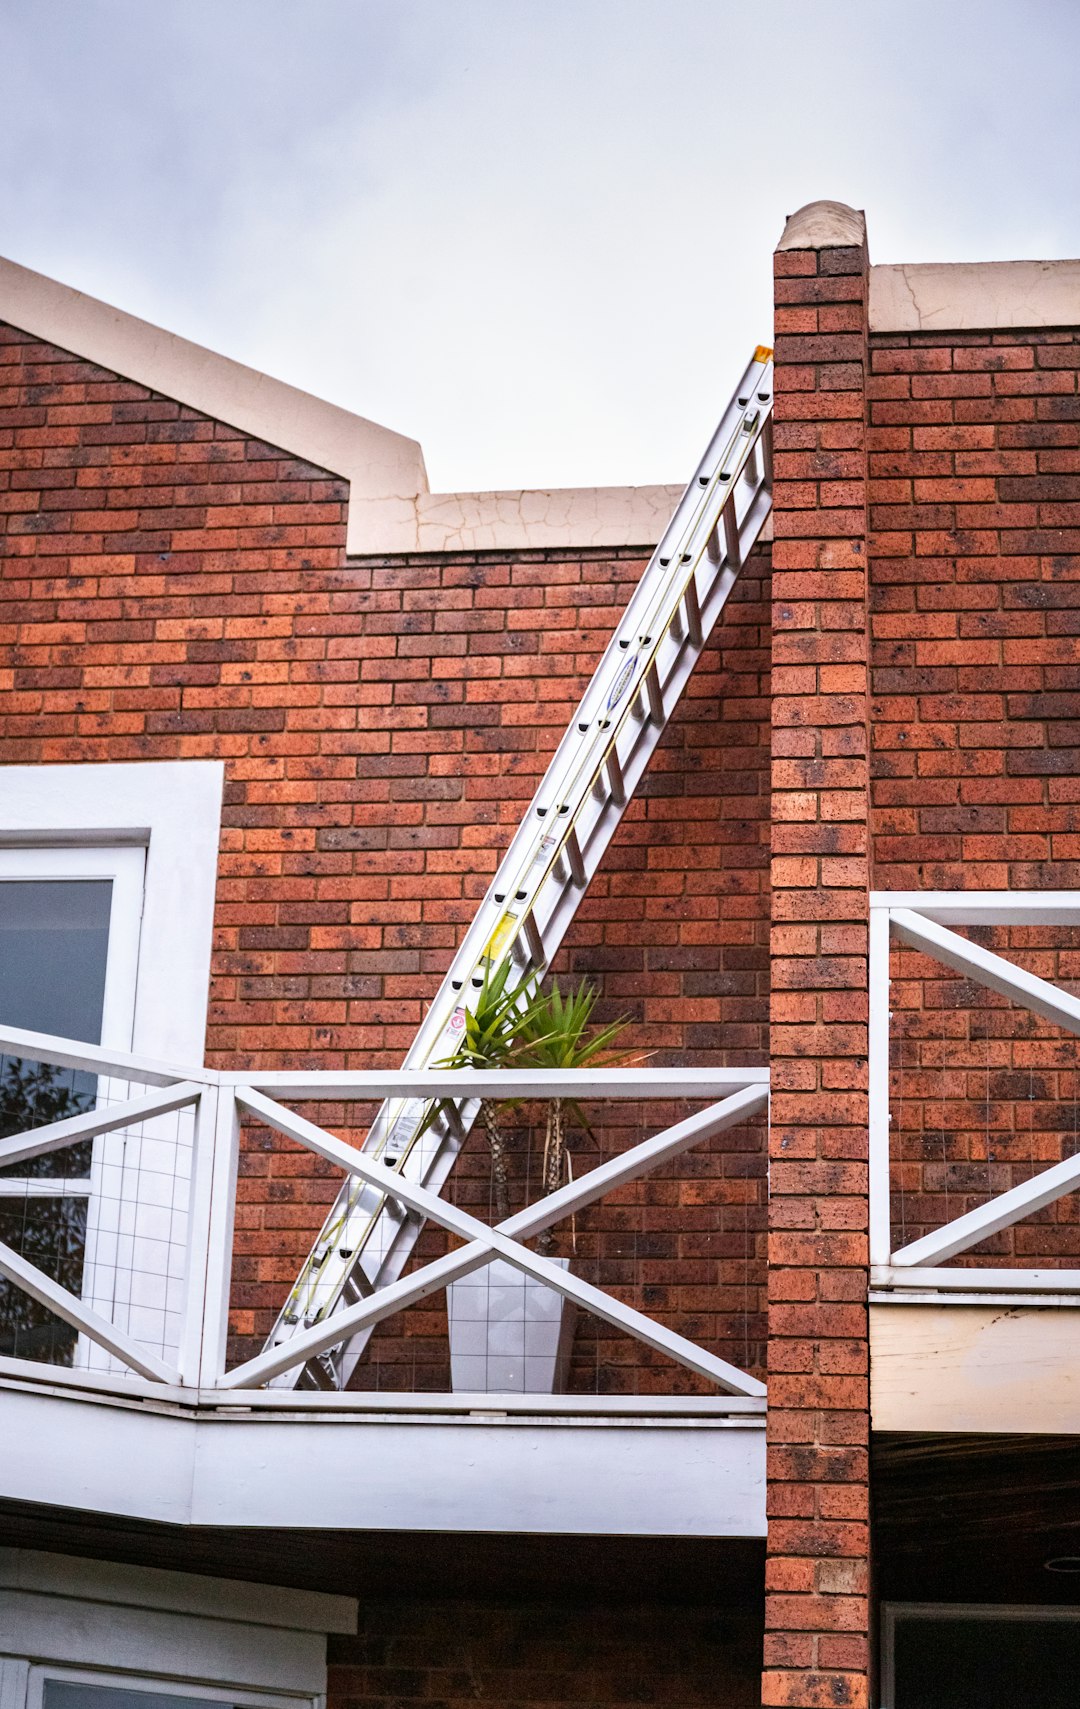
left=437, top=965, right=631, bottom=1394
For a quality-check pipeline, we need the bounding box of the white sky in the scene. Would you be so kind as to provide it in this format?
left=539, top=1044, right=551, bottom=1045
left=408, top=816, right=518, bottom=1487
left=2, top=0, right=1079, bottom=494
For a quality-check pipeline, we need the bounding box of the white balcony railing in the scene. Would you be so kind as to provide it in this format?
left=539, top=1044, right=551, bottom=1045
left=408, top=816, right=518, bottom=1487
left=0, top=1021, right=768, bottom=1405
left=870, top=891, right=1080, bottom=1298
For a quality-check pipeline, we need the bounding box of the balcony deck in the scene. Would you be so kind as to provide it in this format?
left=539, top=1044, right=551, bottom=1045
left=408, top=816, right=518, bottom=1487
left=0, top=1028, right=768, bottom=1538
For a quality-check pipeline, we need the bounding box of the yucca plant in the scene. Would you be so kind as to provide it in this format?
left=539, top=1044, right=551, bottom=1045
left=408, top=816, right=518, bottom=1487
left=433, top=958, right=547, bottom=1220
left=433, top=964, right=633, bottom=1244
left=510, top=977, right=633, bottom=1253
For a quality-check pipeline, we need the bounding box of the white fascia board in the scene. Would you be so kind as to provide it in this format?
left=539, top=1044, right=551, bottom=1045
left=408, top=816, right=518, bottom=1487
left=871, top=258, right=1080, bottom=333
left=0, top=252, right=427, bottom=508
left=0, top=1384, right=766, bottom=1540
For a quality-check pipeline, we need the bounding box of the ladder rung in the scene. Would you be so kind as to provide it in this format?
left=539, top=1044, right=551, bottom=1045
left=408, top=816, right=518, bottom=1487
left=565, top=828, right=586, bottom=887
left=606, top=749, right=625, bottom=805
left=684, top=579, right=703, bottom=649
left=723, top=502, right=741, bottom=569
left=644, top=661, right=664, bottom=723
left=522, top=912, right=546, bottom=966
left=341, top=1269, right=373, bottom=1306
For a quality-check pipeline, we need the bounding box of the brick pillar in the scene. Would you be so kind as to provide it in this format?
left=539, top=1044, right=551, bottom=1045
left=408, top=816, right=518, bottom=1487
left=763, top=202, right=872, bottom=1709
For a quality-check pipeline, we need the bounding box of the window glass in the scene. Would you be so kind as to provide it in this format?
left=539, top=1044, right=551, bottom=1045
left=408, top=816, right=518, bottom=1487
left=46, top=1687, right=235, bottom=1709
left=893, top=1613, right=1080, bottom=1708
left=0, top=879, right=112, bottom=1361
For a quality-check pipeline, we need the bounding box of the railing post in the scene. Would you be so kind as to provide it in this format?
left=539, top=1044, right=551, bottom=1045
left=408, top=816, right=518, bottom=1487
left=868, top=905, right=892, bottom=1270
left=177, top=1081, right=240, bottom=1388
left=197, top=1084, right=241, bottom=1388
left=177, top=1082, right=218, bottom=1386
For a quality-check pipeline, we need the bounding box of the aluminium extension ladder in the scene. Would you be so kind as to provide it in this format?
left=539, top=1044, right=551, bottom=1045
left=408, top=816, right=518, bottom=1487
left=262, top=348, right=775, bottom=1390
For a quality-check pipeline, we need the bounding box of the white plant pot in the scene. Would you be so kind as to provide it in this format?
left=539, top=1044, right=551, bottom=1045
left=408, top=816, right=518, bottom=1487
left=448, top=1256, right=576, bottom=1394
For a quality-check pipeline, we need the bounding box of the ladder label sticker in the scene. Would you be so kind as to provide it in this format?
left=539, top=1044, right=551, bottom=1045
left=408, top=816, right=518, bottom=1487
left=483, top=913, right=518, bottom=964
left=529, top=833, right=557, bottom=872
left=606, top=654, right=638, bottom=711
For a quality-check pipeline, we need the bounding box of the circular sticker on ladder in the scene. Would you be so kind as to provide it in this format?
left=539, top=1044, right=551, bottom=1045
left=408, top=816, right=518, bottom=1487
left=448, top=1006, right=466, bottom=1034
left=606, top=653, right=638, bottom=712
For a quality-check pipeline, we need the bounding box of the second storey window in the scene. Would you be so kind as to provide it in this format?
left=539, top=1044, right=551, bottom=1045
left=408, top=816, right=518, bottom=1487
left=0, top=847, right=144, bottom=1365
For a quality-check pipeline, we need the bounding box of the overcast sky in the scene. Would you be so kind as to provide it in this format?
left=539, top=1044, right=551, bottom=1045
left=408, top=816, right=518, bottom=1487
left=2, top=0, right=1078, bottom=494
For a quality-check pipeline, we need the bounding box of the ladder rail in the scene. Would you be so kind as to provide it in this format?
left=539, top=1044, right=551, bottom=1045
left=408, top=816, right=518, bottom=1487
left=259, top=350, right=775, bottom=1388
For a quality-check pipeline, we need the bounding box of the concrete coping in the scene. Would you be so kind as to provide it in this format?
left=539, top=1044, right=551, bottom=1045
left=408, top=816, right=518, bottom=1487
left=777, top=200, right=866, bottom=252
left=0, top=252, right=688, bottom=554
left=870, top=258, right=1080, bottom=333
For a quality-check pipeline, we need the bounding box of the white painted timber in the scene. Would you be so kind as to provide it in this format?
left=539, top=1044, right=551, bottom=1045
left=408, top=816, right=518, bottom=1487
left=0, top=1384, right=766, bottom=1538
left=0, top=1083, right=201, bottom=1170
left=0, top=1238, right=179, bottom=1383
left=0, top=761, right=223, bottom=1062
left=0, top=1551, right=345, bottom=1694
left=0, top=1548, right=355, bottom=1635
left=229, top=1066, right=768, bottom=1097
left=871, top=1265, right=1080, bottom=1293
left=892, top=1148, right=1080, bottom=1268
left=228, top=1085, right=767, bottom=1394
left=870, top=1303, right=1080, bottom=1433
left=889, top=908, right=1080, bottom=1036
left=871, top=258, right=1080, bottom=333
left=871, top=890, right=1080, bottom=925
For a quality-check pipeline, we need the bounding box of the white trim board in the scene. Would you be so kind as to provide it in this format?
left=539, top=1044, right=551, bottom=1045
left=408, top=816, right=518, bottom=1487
left=870, top=1302, right=1080, bottom=1434
left=0, top=1547, right=353, bottom=1698
left=0, top=1382, right=766, bottom=1539
left=0, top=1550, right=354, bottom=1637
left=0, top=762, right=222, bottom=1063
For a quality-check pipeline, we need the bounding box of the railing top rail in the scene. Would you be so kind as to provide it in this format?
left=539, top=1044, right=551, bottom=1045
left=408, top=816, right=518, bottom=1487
left=0, top=1027, right=770, bottom=1099
left=0, top=1022, right=209, bottom=1087
left=226, top=1066, right=770, bottom=1098
left=870, top=890, right=1080, bottom=925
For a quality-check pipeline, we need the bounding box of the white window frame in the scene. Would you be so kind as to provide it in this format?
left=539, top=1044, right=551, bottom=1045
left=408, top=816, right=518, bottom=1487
left=0, top=1550, right=354, bottom=1709
left=0, top=761, right=224, bottom=1063
left=0, top=845, right=146, bottom=1366
left=880, top=1600, right=1080, bottom=1708
left=27, top=1669, right=312, bottom=1709
left=0, top=845, right=145, bottom=1054
left=0, top=762, right=224, bottom=1369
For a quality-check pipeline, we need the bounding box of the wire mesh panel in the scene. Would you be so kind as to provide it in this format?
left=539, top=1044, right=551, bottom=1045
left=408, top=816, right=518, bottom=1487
left=78, top=1079, right=196, bottom=1373
left=890, top=924, right=1080, bottom=1271
left=220, top=1079, right=767, bottom=1398
left=0, top=1056, right=201, bottom=1378
left=0, top=1049, right=95, bottom=1363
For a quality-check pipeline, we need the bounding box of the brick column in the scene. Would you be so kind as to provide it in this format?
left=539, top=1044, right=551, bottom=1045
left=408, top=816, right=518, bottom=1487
left=763, top=202, right=872, bottom=1709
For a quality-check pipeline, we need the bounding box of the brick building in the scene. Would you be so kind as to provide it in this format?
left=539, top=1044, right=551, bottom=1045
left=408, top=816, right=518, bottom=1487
left=1, top=200, right=1080, bottom=1707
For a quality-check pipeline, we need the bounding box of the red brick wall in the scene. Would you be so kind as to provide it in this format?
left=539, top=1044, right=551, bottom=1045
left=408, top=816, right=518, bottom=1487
left=329, top=1597, right=762, bottom=1709
left=764, top=226, right=872, bottom=1709
left=868, top=323, right=1080, bottom=1271
left=0, top=321, right=770, bottom=1390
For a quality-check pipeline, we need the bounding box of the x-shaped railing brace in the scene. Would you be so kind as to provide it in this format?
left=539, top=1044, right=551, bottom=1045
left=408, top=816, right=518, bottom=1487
left=226, top=1083, right=768, bottom=1396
